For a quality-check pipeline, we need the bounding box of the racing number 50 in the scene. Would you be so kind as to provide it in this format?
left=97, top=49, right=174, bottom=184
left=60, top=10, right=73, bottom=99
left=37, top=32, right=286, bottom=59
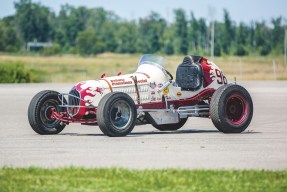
left=215, top=69, right=227, bottom=84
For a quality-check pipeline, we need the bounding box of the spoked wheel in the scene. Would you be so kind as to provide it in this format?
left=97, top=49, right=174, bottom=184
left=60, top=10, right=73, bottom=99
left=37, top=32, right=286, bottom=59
left=40, top=100, right=60, bottom=128
left=210, top=84, right=253, bottom=133
left=97, top=92, right=137, bottom=137
left=28, top=90, right=66, bottom=134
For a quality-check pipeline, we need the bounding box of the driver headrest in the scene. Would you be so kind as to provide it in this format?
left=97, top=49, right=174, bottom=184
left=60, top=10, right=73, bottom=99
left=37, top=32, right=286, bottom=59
left=182, top=55, right=203, bottom=65
left=182, top=56, right=194, bottom=65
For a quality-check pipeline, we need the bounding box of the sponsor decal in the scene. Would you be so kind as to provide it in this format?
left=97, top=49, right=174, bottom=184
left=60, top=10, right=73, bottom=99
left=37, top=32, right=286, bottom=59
left=110, top=79, right=133, bottom=86
left=150, top=82, right=157, bottom=89
left=151, top=96, right=156, bottom=101
left=151, top=91, right=155, bottom=95
left=177, top=92, right=182, bottom=97
left=137, top=79, right=148, bottom=83
left=156, top=97, right=161, bottom=101
left=158, top=83, right=163, bottom=88
left=163, top=88, right=169, bottom=94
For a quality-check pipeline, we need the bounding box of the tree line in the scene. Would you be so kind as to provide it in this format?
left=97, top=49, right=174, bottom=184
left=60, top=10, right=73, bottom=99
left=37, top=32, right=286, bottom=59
left=0, top=0, right=286, bottom=56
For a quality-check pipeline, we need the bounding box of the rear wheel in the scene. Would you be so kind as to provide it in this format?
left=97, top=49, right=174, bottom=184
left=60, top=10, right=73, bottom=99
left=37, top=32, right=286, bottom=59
left=28, top=90, right=66, bottom=135
left=97, top=92, right=137, bottom=137
left=210, top=84, right=253, bottom=133
left=146, top=113, right=187, bottom=131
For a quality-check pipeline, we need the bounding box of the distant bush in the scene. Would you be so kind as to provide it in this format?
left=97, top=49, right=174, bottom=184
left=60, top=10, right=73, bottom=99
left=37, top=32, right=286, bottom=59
left=260, top=45, right=271, bottom=56
left=0, top=62, right=31, bottom=83
left=236, top=45, right=248, bottom=56
left=76, top=28, right=105, bottom=55
left=41, top=43, right=61, bottom=56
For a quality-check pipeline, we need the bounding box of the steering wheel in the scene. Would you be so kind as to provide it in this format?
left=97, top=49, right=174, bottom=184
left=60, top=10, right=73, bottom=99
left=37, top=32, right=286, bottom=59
left=165, top=69, right=173, bottom=81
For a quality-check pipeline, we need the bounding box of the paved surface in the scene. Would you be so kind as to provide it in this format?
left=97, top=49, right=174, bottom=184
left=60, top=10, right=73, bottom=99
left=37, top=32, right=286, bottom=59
left=0, top=81, right=286, bottom=170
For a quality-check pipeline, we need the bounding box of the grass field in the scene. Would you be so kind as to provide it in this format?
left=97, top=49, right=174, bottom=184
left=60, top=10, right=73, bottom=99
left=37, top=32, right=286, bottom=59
left=0, top=53, right=286, bottom=83
left=0, top=167, right=286, bottom=192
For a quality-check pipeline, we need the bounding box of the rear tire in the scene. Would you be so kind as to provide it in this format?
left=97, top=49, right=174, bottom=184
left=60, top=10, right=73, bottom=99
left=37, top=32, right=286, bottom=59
left=28, top=90, right=66, bottom=135
left=97, top=92, right=137, bottom=137
left=146, top=113, right=187, bottom=131
left=210, top=84, right=253, bottom=133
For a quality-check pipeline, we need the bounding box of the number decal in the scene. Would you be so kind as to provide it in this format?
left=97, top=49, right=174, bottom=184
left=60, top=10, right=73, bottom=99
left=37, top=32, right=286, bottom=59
left=223, top=75, right=228, bottom=84
left=216, top=69, right=222, bottom=84
left=215, top=69, right=227, bottom=84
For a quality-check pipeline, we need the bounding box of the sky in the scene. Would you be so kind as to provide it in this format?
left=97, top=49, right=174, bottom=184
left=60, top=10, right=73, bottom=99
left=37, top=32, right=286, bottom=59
left=1, top=0, right=287, bottom=24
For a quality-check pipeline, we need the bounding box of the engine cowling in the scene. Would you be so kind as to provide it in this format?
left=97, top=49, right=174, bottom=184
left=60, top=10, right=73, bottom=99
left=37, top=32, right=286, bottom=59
left=67, top=63, right=170, bottom=118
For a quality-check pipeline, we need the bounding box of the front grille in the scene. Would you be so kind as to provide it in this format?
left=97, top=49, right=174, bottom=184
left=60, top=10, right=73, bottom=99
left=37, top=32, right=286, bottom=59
left=68, top=89, right=80, bottom=116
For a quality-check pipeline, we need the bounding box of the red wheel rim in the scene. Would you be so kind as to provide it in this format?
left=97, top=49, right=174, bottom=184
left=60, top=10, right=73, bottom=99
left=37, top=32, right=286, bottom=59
left=225, top=94, right=248, bottom=125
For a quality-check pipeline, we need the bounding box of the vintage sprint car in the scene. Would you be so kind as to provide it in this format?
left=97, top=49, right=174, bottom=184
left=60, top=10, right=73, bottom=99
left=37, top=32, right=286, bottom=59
left=28, top=54, right=253, bottom=137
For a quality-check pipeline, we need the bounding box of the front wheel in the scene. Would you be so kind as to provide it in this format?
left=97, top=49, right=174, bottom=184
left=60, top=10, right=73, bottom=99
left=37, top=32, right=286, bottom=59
left=97, top=92, right=137, bottom=137
left=210, top=84, right=253, bottom=133
left=28, top=90, right=66, bottom=135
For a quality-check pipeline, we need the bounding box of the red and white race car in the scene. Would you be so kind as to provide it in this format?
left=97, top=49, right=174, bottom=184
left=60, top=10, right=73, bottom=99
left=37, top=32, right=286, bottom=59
left=28, top=54, right=253, bottom=137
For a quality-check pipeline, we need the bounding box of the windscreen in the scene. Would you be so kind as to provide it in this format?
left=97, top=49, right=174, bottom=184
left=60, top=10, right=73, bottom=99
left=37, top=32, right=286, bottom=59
left=138, top=54, right=168, bottom=71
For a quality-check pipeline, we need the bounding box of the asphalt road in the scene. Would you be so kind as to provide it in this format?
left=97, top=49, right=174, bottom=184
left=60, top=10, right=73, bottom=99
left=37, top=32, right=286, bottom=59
left=0, top=81, right=286, bottom=170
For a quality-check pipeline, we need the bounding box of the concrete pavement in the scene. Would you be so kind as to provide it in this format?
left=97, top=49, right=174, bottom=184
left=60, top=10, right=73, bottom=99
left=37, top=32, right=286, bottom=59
left=0, top=81, right=286, bottom=169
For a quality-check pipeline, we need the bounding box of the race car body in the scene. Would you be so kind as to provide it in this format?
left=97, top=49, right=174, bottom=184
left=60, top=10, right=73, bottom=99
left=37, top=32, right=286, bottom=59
left=28, top=54, right=253, bottom=137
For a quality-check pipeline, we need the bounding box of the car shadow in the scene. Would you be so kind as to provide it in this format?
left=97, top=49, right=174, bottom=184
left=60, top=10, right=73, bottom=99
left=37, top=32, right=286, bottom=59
left=130, top=129, right=219, bottom=135
left=60, top=129, right=260, bottom=137
left=60, top=133, right=103, bottom=137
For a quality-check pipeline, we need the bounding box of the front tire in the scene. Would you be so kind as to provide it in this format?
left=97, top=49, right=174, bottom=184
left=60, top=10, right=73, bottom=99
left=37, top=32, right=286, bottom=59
left=28, top=90, right=66, bottom=135
left=97, top=92, right=137, bottom=137
left=210, top=84, right=253, bottom=133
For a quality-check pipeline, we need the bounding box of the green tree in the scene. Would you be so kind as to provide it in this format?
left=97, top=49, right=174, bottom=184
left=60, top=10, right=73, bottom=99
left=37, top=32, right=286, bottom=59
left=271, top=17, right=284, bottom=54
left=60, top=5, right=89, bottom=47
left=254, top=21, right=271, bottom=55
left=235, top=22, right=249, bottom=56
left=0, top=17, right=21, bottom=52
left=87, top=8, right=119, bottom=52
left=115, top=22, right=138, bottom=53
left=214, top=21, right=225, bottom=56
left=101, top=21, right=119, bottom=52
left=197, top=18, right=208, bottom=54
left=76, top=28, right=105, bottom=55
left=189, top=12, right=199, bottom=52
left=222, top=9, right=235, bottom=54
left=248, top=22, right=256, bottom=54
left=161, top=25, right=175, bottom=55
left=0, top=2, right=285, bottom=56
left=188, top=13, right=209, bottom=55
left=174, top=9, right=188, bottom=55
left=14, top=0, right=53, bottom=42
left=138, top=12, right=167, bottom=53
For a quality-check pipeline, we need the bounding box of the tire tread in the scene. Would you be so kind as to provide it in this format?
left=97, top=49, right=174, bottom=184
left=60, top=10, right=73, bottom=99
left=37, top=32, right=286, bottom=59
left=28, top=90, right=65, bottom=135
left=210, top=84, right=253, bottom=133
